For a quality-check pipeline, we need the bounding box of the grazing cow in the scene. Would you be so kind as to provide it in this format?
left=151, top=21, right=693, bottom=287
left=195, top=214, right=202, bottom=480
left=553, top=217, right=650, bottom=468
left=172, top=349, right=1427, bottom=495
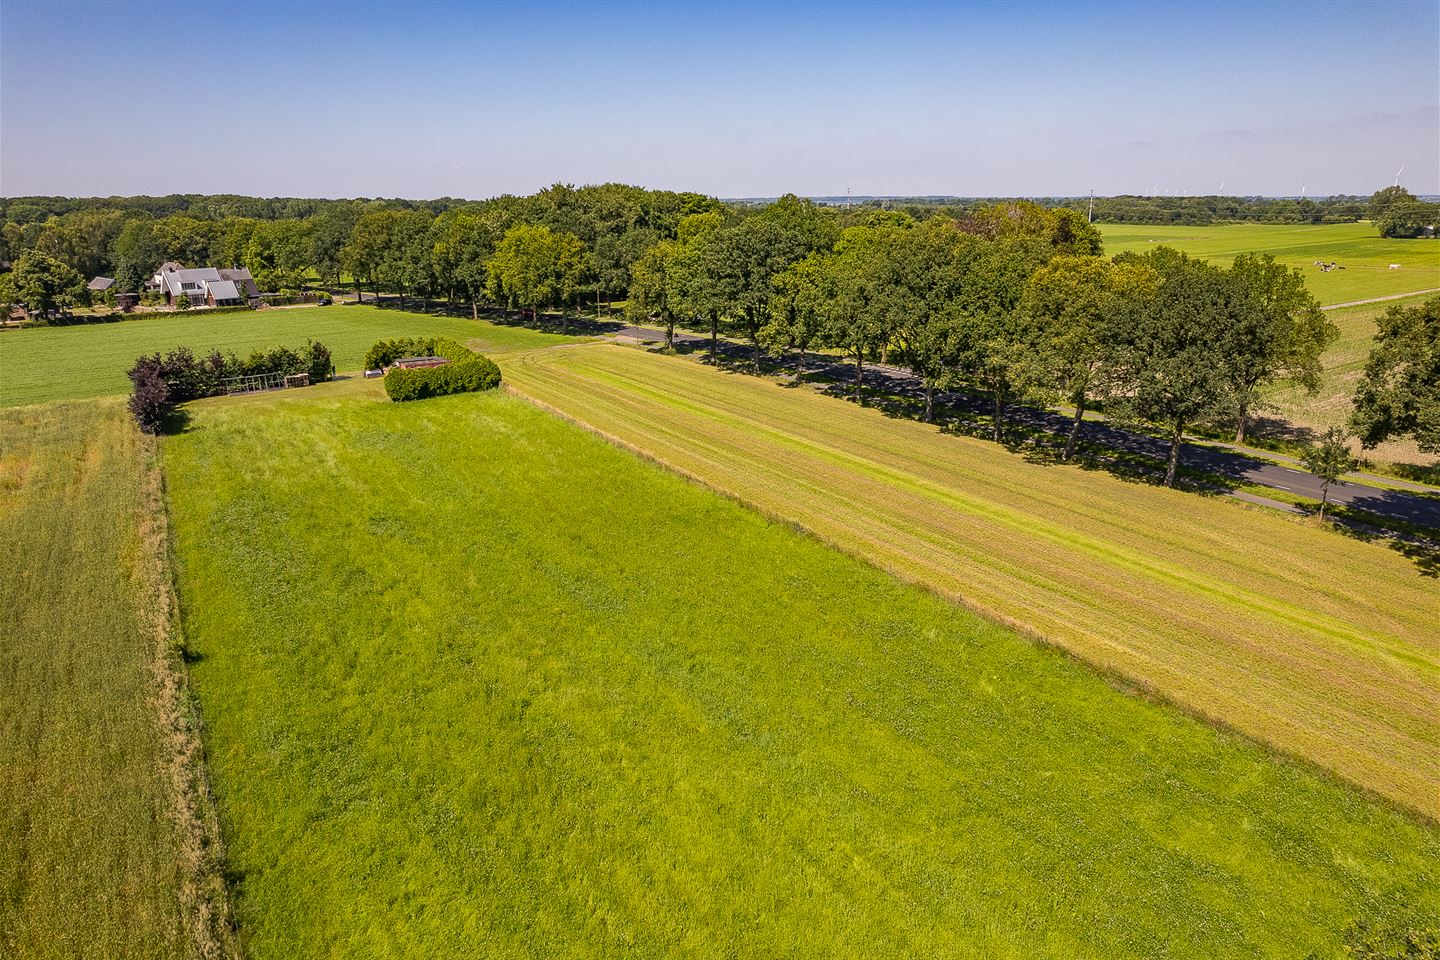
left=1389, top=264, right=1402, bottom=270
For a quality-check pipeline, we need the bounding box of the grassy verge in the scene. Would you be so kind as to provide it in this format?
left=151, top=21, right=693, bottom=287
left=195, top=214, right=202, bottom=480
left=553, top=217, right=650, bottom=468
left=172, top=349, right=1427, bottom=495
left=0, top=304, right=580, bottom=407
left=503, top=343, right=1440, bottom=818
left=0, top=399, right=235, bottom=959
left=163, top=377, right=1438, bottom=957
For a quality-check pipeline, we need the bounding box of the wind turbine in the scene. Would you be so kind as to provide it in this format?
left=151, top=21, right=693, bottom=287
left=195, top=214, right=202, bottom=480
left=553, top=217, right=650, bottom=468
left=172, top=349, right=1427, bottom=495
left=1394, top=165, right=1405, bottom=187
left=1300, top=182, right=1307, bottom=199
left=1218, top=180, right=1225, bottom=196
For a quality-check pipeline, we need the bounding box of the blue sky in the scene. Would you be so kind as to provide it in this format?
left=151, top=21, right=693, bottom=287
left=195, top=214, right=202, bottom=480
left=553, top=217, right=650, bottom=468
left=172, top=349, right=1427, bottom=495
left=2, top=0, right=1436, bottom=198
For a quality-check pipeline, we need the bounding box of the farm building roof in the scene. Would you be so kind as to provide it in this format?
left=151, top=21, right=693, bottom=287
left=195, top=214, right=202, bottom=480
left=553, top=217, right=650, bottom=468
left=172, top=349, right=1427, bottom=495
left=218, top=267, right=261, bottom=298
left=208, top=280, right=241, bottom=301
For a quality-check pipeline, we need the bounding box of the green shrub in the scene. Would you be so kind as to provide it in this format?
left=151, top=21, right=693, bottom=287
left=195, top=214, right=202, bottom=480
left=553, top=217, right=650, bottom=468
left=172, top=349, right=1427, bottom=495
left=380, top=338, right=500, bottom=402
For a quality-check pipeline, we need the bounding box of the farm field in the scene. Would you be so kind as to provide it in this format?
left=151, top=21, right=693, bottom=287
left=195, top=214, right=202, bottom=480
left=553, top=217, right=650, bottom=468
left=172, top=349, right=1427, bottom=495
left=0, top=401, right=215, bottom=959
left=0, top=305, right=579, bottom=407
left=1098, top=221, right=1440, bottom=304
left=503, top=343, right=1440, bottom=817
left=161, top=378, right=1439, bottom=958
left=1266, top=292, right=1437, bottom=466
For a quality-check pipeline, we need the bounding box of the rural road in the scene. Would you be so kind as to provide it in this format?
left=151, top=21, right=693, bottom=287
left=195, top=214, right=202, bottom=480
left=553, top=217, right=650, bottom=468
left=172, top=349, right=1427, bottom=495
left=611, top=324, right=1440, bottom=530
left=1321, top=288, right=1440, bottom=310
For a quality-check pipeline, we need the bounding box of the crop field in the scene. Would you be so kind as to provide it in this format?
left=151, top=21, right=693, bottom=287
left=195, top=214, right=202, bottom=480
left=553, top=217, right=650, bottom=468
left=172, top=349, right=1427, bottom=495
left=1266, top=292, right=1436, bottom=465
left=0, top=401, right=202, bottom=959
left=161, top=377, right=1439, bottom=957
left=503, top=343, right=1440, bottom=817
left=0, top=305, right=579, bottom=407
left=1098, top=221, right=1440, bottom=304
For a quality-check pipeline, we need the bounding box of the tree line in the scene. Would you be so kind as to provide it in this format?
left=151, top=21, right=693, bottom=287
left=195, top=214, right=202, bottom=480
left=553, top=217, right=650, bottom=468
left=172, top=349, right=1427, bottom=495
left=4, top=184, right=1431, bottom=480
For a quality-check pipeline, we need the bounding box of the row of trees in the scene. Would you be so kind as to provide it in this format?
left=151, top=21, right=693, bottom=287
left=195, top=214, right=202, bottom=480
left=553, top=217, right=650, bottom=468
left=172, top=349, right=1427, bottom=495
left=630, top=207, right=1336, bottom=486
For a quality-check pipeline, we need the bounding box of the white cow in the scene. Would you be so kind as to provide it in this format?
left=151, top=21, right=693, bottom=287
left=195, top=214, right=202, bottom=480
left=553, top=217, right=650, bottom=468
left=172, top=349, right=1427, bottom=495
left=1389, top=264, right=1402, bottom=270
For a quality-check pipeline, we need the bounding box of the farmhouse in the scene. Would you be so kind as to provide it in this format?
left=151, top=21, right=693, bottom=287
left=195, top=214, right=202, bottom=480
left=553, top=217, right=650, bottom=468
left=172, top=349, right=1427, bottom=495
left=149, top=262, right=261, bottom=307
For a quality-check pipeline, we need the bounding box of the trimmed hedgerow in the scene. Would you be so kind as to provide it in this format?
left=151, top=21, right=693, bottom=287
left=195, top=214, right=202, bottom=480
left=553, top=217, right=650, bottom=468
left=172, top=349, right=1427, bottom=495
left=381, top=337, right=500, bottom=402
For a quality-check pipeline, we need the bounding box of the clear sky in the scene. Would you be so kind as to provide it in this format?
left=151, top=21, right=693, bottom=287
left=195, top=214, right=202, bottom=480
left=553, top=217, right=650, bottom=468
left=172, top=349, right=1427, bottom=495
left=1, top=0, right=1436, bottom=199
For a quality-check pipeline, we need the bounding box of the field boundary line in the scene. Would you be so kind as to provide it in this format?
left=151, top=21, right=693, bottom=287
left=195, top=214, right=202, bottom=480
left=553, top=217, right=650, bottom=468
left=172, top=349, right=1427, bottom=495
left=135, top=432, right=242, bottom=960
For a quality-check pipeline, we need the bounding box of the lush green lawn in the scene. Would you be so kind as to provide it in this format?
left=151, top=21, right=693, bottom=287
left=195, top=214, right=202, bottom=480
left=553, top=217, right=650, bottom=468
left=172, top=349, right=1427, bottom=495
left=0, top=401, right=207, bottom=959
left=163, top=377, right=1438, bottom=958
left=0, top=305, right=579, bottom=407
left=504, top=343, right=1440, bottom=818
left=1098, top=221, right=1440, bottom=304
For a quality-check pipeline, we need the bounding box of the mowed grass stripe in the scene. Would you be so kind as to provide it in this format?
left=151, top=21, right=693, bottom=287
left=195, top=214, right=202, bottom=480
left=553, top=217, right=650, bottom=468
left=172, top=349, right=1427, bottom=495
left=502, top=343, right=1440, bottom=815
left=568, top=359, right=1407, bottom=657
left=163, top=381, right=1440, bottom=956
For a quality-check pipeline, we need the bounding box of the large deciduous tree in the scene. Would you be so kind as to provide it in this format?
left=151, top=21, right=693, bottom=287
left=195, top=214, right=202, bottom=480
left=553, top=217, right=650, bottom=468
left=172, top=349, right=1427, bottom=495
left=10, top=250, right=86, bottom=317
left=1221, top=253, right=1336, bottom=444
left=952, top=237, right=1051, bottom=441
left=1103, top=248, right=1241, bottom=486
left=486, top=223, right=588, bottom=332
left=1019, top=254, right=1156, bottom=459
left=1350, top=296, right=1440, bottom=454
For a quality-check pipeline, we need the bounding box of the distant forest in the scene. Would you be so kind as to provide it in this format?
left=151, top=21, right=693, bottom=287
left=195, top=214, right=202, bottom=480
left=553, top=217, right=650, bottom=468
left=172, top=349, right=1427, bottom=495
left=0, top=184, right=1431, bottom=306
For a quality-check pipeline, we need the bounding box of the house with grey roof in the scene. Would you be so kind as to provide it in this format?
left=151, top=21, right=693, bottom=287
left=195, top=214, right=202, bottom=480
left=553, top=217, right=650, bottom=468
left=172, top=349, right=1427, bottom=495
left=150, top=262, right=255, bottom=307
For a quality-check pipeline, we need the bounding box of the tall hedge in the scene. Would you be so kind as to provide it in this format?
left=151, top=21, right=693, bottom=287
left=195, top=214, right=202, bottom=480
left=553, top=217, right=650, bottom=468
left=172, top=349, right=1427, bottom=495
left=380, top=338, right=501, bottom=401
left=127, top=339, right=332, bottom=433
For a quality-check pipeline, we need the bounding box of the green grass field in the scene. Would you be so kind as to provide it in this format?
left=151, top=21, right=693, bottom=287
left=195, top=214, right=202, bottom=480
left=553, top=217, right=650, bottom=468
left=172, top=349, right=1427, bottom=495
left=503, top=343, right=1440, bottom=818
left=0, top=305, right=578, bottom=407
left=0, top=401, right=216, bottom=959
left=1265, top=292, right=1437, bottom=465
left=1098, top=221, right=1440, bottom=304
left=162, top=378, right=1438, bottom=957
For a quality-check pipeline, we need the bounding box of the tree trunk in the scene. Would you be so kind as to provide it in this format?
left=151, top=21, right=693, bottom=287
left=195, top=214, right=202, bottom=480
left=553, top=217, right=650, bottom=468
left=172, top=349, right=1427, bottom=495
left=1234, top=398, right=1249, bottom=444
left=355, top=282, right=363, bottom=303
left=854, top=352, right=864, bottom=402
left=471, top=299, right=478, bottom=320
left=796, top=345, right=806, bottom=384
left=709, top=317, right=718, bottom=360
left=1165, top=420, right=1185, bottom=487
left=1064, top=399, right=1086, bottom=461
left=992, top=390, right=1005, bottom=442
left=1318, top=483, right=1330, bottom=521
left=562, top=308, right=570, bottom=335
left=752, top=334, right=761, bottom=373
left=924, top=382, right=935, bottom=423
left=665, top=316, right=675, bottom=351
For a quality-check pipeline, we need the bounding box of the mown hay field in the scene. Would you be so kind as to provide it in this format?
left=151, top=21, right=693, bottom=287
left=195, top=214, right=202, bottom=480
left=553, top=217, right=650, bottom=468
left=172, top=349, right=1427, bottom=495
left=162, top=377, right=1438, bottom=957
left=502, top=343, right=1440, bottom=818
left=0, top=400, right=213, bottom=959
left=1098, top=221, right=1440, bottom=304
left=0, top=305, right=578, bottom=407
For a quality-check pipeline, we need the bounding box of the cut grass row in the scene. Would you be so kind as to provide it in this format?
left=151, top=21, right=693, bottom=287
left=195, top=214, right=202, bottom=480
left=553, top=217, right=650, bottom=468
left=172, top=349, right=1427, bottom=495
left=0, top=305, right=579, bottom=407
left=163, top=378, right=1439, bottom=957
left=0, top=400, right=227, bottom=959
left=1097, top=221, right=1440, bottom=305
left=501, top=342, right=1440, bottom=817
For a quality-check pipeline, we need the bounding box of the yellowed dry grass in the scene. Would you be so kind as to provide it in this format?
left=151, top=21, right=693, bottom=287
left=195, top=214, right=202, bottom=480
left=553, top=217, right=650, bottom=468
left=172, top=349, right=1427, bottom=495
left=502, top=343, right=1440, bottom=818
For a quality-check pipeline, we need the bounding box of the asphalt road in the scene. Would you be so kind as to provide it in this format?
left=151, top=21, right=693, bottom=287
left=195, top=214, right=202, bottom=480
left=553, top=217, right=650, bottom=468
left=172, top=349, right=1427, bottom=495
left=611, top=324, right=1440, bottom=530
